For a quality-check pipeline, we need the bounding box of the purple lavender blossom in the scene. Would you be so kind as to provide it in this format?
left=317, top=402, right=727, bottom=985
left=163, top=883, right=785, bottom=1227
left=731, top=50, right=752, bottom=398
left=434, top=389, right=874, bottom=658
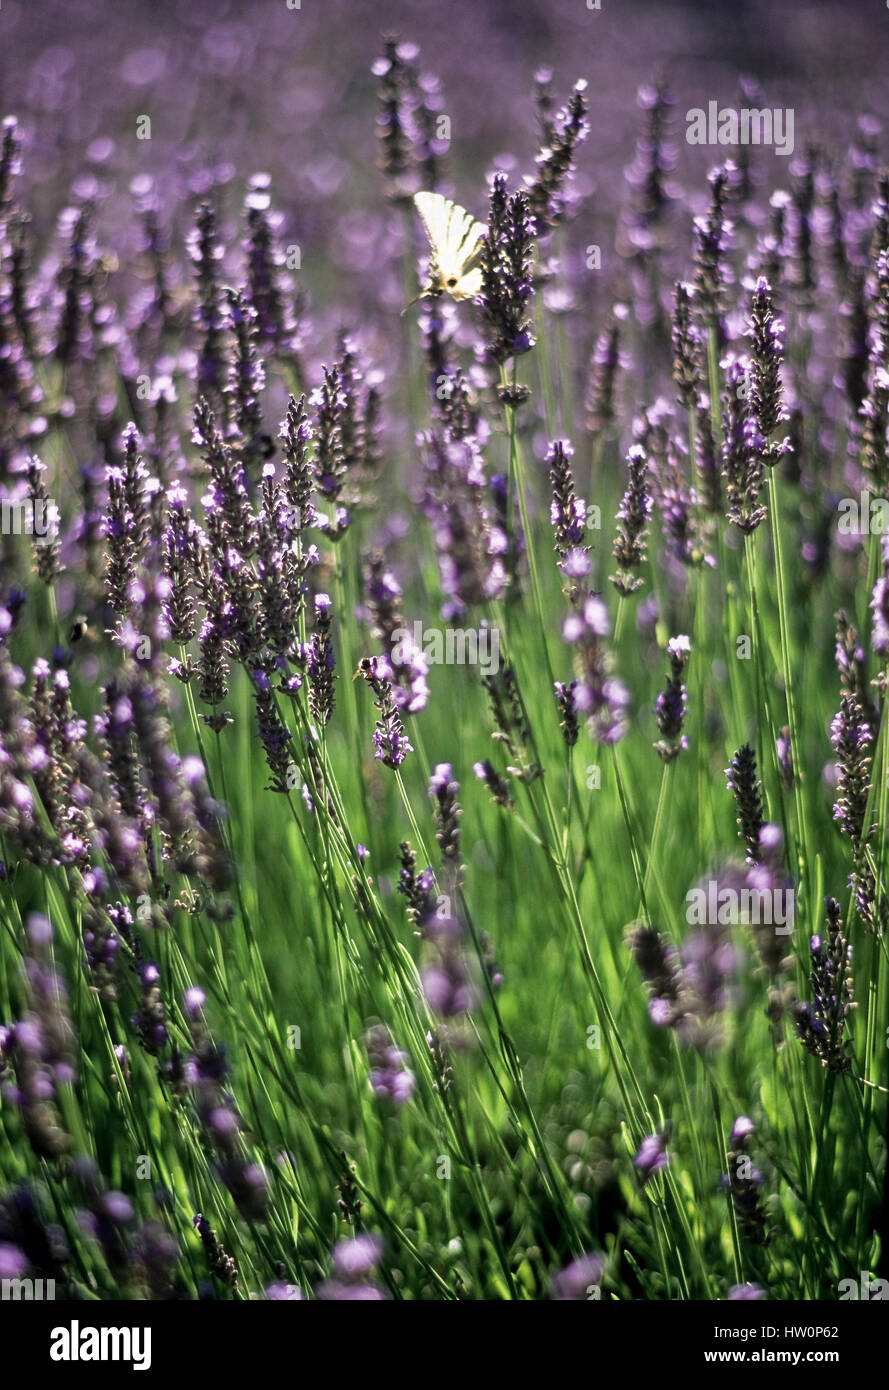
left=729, top=1116, right=755, bottom=1146
left=374, top=37, right=426, bottom=202
left=525, top=78, right=588, bottom=234
left=357, top=656, right=413, bottom=769
left=793, top=899, right=855, bottom=1073
left=653, top=635, right=691, bottom=761
left=694, top=394, right=722, bottom=515
left=610, top=444, right=651, bottom=595
left=103, top=425, right=148, bottom=618
left=722, top=1130, right=769, bottom=1246
left=310, top=364, right=351, bottom=541
left=307, top=592, right=336, bottom=727
left=193, top=1217, right=237, bottom=1289
left=587, top=309, right=626, bottom=436
left=747, top=277, right=790, bottom=466
left=253, top=673, right=294, bottom=794
left=634, top=1132, right=669, bottom=1184
left=396, top=842, right=438, bottom=935
left=187, top=201, right=226, bottom=403
left=132, top=962, right=168, bottom=1055
left=626, top=921, right=685, bottom=1029
left=0, top=1243, right=29, bottom=1280
left=420, top=953, right=475, bottom=1018
left=829, top=693, right=872, bottom=851
left=473, top=758, right=513, bottom=809
left=721, top=357, right=767, bottom=533
left=243, top=172, right=302, bottom=369
left=548, top=439, right=588, bottom=577
left=725, top=744, right=765, bottom=864
left=365, top=1024, right=416, bottom=1104
left=363, top=554, right=428, bottom=713
left=562, top=595, right=629, bottom=744
left=1, top=914, right=76, bottom=1159
left=423, top=430, right=507, bottom=618
left=183, top=1004, right=268, bottom=1221
left=672, top=282, right=701, bottom=409
left=317, top=1233, right=387, bottom=1301
left=24, top=457, right=61, bottom=584
left=480, top=173, right=535, bottom=365
left=776, top=727, right=795, bottom=790
left=331, top=1233, right=383, bottom=1280
left=870, top=532, right=889, bottom=659
left=553, top=679, right=579, bottom=748
left=429, top=762, right=461, bottom=874
left=678, top=917, right=739, bottom=1049
left=693, top=163, right=735, bottom=336
left=223, top=287, right=268, bottom=473
left=316, top=1279, right=387, bottom=1301
left=161, top=481, right=201, bottom=645
left=551, top=1251, right=606, bottom=1301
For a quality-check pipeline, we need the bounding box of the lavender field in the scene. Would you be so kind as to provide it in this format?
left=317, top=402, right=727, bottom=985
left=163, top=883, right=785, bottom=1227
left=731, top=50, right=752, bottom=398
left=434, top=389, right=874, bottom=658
left=1, top=0, right=889, bottom=1319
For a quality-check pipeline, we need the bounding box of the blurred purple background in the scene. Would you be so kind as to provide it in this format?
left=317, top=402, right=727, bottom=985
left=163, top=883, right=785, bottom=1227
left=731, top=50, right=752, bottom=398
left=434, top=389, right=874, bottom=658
left=3, top=0, right=889, bottom=364
left=3, top=0, right=888, bottom=217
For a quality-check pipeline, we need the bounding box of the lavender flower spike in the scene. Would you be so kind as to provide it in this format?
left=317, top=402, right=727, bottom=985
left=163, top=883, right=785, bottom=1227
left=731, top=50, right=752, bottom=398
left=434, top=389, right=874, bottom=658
left=721, top=357, right=766, bottom=533
left=671, top=282, right=701, bottom=409
left=634, top=1132, right=669, bottom=1185
left=365, top=1024, right=416, bottom=1105
left=547, top=439, right=590, bottom=599
left=747, top=277, right=790, bottom=467
left=610, top=444, right=651, bottom=596
left=103, top=426, right=148, bottom=618
left=793, top=899, right=855, bottom=1073
left=870, top=532, right=889, bottom=661
left=693, top=162, right=735, bottom=336
left=586, top=310, right=625, bottom=437
left=553, top=679, right=579, bottom=748
left=526, top=78, right=588, bottom=234
left=307, top=594, right=336, bottom=727
left=829, top=693, right=872, bottom=853
left=363, top=553, right=428, bottom=713
left=357, top=657, right=413, bottom=769
left=653, top=635, right=691, bottom=762
left=481, top=173, right=535, bottom=366
left=562, top=594, right=630, bottom=744
left=188, top=201, right=226, bottom=404
left=725, top=743, right=765, bottom=864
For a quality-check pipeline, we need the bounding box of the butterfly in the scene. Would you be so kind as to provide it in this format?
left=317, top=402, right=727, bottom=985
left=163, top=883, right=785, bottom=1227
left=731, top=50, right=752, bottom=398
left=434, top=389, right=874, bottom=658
left=411, top=191, right=487, bottom=302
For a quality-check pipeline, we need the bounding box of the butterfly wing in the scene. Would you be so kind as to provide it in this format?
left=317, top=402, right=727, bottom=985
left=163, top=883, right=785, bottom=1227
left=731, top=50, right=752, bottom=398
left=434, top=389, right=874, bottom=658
left=413, top=192, right=486, bottom=300
left=413, top=191, right=451, bottom=260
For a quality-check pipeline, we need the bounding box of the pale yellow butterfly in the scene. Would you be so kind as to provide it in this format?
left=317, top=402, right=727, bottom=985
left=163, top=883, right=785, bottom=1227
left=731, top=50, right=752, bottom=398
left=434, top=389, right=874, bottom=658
left=411, top=191, right=487, bottom=302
